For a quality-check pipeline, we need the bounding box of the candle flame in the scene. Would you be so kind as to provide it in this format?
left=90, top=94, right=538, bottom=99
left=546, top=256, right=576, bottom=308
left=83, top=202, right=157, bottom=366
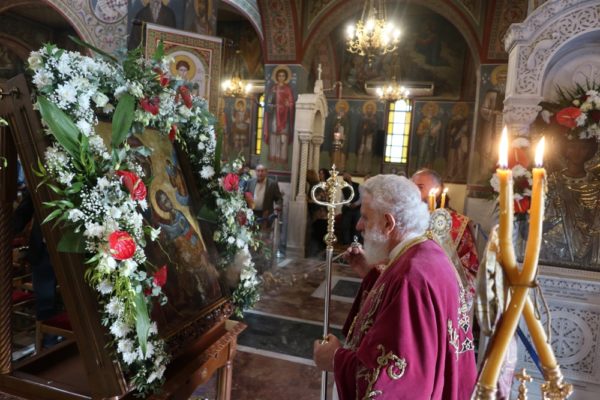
left=499, top=126, right=508, bottom=168
left=535, top=137, right=545, bottom=167
left=442, top=187, right=448, bottom=195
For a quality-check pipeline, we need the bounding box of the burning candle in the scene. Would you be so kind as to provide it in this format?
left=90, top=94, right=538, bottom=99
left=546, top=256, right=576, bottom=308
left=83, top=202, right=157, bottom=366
left=428, top=188, right=438, bottom=212
left=440, top=188, right=448, bottom=209
left=522, top=137, right=545, bottom=272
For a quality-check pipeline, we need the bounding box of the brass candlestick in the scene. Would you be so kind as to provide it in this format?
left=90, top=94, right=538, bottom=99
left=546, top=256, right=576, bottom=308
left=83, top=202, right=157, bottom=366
left=541, top=365, right=573, bottom=400
left=516, top=368, right=533, bottom=400
left=311, top=165, right=354, bottom=400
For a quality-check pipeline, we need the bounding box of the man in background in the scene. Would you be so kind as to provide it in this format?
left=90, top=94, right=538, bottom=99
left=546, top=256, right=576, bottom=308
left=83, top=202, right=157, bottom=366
left=245, top=164, right=282, bottom=221
left=411, top=168, right=479, bottom=298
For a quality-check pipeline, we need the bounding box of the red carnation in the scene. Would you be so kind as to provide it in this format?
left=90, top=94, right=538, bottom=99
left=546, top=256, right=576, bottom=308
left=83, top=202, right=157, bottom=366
left=159, top=74, right=170, bottom=87
left=178, top=85, right=193, bottom=109
left=237, top=210, right=248, bottom=226
left=140, top=97, right=160, bottom=115
left=153, top=265, right=168, bottom=287
left=222, top=173, right=239, bottom=192
left=555, top=107, right=582, bottom=129
left=169, top=124, right=177, bottom=142
left=116, top=170, right=147, bottom=201
left=514, top=197, right=531, bottom=214
left=108, top=231, right=136, bottom=260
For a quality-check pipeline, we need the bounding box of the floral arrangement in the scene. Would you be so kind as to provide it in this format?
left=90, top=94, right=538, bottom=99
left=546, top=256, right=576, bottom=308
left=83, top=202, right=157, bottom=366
left=28, top=41, right=259, bottom=395
left=489, top=137, right=533, bottom=215
left=539, top=82, right=600, bottom=141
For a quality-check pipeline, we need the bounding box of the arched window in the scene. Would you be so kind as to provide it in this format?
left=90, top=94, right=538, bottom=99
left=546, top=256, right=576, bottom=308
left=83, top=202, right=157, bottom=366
left=384, top=99, right=412, bottom=164
left=255, top=94, right=265, bottom=155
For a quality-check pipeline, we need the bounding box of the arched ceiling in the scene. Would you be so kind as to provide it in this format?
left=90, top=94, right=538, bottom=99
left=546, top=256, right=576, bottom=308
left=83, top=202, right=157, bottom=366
left=224, top=0, right=263, bottom=40
left=302, top=0, right=482, bottom=68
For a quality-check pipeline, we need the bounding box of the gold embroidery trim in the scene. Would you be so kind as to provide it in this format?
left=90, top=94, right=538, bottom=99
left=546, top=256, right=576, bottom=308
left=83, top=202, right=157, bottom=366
left=359, top=345, right=407, bottom=400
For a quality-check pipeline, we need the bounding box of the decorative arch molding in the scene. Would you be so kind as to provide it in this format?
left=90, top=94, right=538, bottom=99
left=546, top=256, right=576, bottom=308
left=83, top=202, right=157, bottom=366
left=1, top=0, right=126, bottom=54
left=259, top=0, right=298, bottom=62
left=503, top=0, right=600, bottom=135
left=223, top=0, right=264, bottom=41
left=302, top=0, right=481, bottom=70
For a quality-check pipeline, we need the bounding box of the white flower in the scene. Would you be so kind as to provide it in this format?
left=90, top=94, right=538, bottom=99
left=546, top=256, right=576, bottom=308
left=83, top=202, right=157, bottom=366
left=122, top=351, right=138, bottom=365
left=200, top=165, right=214, bottom=179
left=103, top=103, right=115, bottom=114
left=573, top=99, right=581, bottom=106
left=32, top=71, right=53, bottom=88
left=121, top=259, right=137, bottom=277
left=575, top=112, right=587, bottom=127
left=58, top=171, right=75, bottom=185
left=117, top=338, right=134, bottom=355
left=56, top=83, right=77, bottom=104
left=227, top=236, right=235, bottom=244
left=109, top=206, right=122, bottom=219
left=138, top=199, right=148, bottom=211
left=150, top=227, right=161, bottom=241
left=511, top=164, right=529, bottom=178
left=197, top=142, right=205, bottom=151
left=84, top=222, right=104, bottom=238
left=67, top=209, right=85, bottom=222
left=114, top=85, right=128, bottom=98
left=28, top=52, right=44, bottom=70
left=76, top=119, right=92, bottom=136
left=97, top=280, right=113, bottom=295
left=96, top=176, right=111, bottom=190
left=92, top=92, right=109, bottom=108
left=109, top=319, right=131, bottom=338
left=178, top=105, right=193, bottom=118
left=106, top=297, right=123, bottom=316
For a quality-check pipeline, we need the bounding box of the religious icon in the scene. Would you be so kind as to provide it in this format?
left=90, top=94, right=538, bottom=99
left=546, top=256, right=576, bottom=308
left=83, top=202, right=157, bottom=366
left=169, top=54, right=203, bottom=96
left=415, top=101, right=443, bottom=169
left=230, top=98, right=251, bottom=157
left=91, top=0, right=127, bottom=24
left=128, top=0, right=179, bottom=49
left=331, top=100, right=351, bottom=171
left=445, top=102, right=471, bottom=182
left=145, top=23, right=222, bottom=113
left=265, top=65, right=295, bottom=166
left=356, top=100, right=378, bottom=174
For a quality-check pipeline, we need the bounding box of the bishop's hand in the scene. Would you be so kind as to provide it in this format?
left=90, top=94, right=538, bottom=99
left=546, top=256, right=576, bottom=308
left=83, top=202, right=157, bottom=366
left=313, top=334, right=340, bottom=372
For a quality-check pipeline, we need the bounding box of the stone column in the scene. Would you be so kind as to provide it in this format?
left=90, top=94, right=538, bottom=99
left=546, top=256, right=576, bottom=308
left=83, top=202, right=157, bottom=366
left=296, top=132, right=311, bottom=201
left=311, top=136, right=324, bottom=172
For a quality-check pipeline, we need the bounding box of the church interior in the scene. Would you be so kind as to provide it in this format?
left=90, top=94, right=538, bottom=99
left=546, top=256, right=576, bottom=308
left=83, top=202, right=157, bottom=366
left=1, top=0, right=600, bottom=399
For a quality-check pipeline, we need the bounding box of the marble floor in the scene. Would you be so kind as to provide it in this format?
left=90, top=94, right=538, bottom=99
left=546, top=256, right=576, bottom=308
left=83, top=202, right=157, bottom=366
left=1, top=255, right=359, bottom=400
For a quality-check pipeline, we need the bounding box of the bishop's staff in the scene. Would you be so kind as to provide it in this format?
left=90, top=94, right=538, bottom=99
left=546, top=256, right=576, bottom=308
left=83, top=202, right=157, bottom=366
left=311, top=165, right=354, bottom=400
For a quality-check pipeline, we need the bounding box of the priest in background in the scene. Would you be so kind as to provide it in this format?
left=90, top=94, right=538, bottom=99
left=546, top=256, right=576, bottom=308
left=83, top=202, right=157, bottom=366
left=313, top=174, right=476, bottom=399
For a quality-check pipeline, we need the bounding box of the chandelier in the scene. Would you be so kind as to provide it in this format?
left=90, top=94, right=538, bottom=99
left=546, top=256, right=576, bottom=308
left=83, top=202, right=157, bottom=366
left=376, top=77, right=410, bottom=102
left=346, top=0, right=400, bottom=65
left=221, top=49, right=252, bottom=97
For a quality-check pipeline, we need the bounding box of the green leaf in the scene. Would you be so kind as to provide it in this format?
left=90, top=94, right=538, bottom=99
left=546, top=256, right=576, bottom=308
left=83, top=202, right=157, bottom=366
left=68, top=35, right=118, bottom=64
left=134, top=291, right=150, bottom=357
left=152, top=40, right=164, bottom=62
left=213, top=126, right=223, bottom=174
left=41, top=208, right=63, bottom=225
left=111, top=93, right=135, bottom=148
left=37, top=96, right=80, bottom=159
left=57, top=229, right=86, bottom=254
left=197, top=205, right=218, bottom=224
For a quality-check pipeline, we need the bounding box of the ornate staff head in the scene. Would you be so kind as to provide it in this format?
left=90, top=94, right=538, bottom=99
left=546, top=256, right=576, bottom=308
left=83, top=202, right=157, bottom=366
left=310, top=165, right=354, bottom=249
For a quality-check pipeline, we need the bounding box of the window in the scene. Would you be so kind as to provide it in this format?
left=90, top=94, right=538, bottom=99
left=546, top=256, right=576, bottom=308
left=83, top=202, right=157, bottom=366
left=255, top=94, right=265, bottom=155
left=384, top=99, right=412, bottom=164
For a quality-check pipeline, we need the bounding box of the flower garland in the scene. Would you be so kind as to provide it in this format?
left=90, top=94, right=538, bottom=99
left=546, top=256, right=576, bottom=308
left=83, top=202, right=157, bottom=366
left=489, top=137, right=533, bottom=215
left=539, top=82, right=600, bottom=141
left=28, top=43, right=259, bottom=395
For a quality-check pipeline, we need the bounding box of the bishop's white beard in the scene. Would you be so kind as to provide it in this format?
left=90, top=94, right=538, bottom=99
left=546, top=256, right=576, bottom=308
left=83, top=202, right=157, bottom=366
left=363, top=227, right=389, bottom=265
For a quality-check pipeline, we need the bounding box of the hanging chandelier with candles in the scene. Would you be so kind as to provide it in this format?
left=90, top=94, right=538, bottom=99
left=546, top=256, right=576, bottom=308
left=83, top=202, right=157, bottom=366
left=346, top=0, right=401, bottom=65
left=221, top=49, right=252, bottom=97
left=376, top=77, right=410, bottom=102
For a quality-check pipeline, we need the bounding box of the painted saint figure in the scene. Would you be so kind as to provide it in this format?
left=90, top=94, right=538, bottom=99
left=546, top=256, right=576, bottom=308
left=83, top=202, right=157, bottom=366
left=356, top=101, right=378, bottom=174
left=265, top=66, right=294, bottom=165
left=231, top=98, right=251, bottom=156
left=128, top=0, right=177, bottom=49
left=445, top=102, right=470, bottom=182
left=416, top=102, right=443, bottom=169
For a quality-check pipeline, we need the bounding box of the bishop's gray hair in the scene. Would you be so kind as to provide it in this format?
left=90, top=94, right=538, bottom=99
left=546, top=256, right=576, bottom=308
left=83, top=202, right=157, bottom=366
left=360, top=174, right=430, bottom=236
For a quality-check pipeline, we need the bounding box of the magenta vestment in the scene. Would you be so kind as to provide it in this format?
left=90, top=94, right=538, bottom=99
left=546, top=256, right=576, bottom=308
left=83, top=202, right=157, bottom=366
left=335, top=238, right=477, bottom=399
